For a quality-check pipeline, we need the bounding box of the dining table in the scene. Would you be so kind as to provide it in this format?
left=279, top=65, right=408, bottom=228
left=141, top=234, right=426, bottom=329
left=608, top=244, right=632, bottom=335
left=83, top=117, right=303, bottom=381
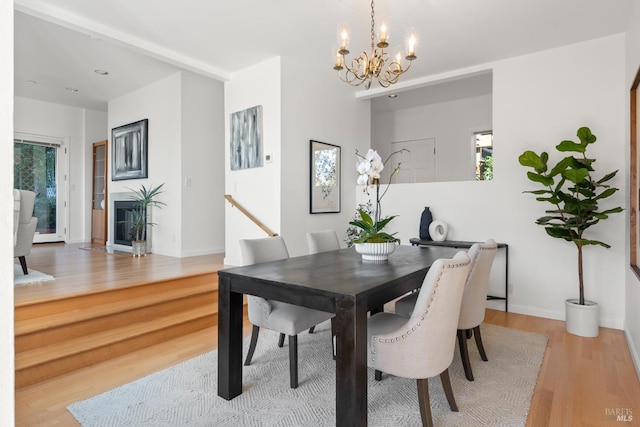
left=217, top=244, right=461, bottom=426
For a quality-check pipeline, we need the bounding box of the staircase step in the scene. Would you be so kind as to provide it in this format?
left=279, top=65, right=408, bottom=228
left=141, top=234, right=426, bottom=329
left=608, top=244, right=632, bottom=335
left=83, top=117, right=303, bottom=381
left=15, top=290, right=218, bottom=352
left=15, top=304, right=216, bottom=388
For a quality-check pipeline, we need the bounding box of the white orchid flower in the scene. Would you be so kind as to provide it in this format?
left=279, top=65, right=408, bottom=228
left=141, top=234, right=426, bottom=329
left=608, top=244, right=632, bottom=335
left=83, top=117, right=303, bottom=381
left=357, top=174, right=369, bottom=185
left=356, top=160, right=371, bottom=175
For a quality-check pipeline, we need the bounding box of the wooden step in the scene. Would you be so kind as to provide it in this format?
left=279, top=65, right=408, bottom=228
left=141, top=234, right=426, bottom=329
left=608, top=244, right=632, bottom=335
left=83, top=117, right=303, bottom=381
left=14, top=271, right=228, bottom=389
left=15, top=304, right=216, bottom=388
left=15, top=272, right=218, bottom=323
left=16, top=290, right=218, bottom=352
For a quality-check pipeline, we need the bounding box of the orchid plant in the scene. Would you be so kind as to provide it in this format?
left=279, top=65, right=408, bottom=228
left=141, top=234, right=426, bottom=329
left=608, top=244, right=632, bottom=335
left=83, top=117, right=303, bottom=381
left=349, top=148, right=408, bottom=244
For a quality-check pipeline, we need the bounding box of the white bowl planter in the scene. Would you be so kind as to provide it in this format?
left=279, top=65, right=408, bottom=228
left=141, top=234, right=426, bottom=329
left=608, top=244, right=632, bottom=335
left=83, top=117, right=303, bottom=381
left=354, top=242, right=396, bottom=261
left=565, top=299, right=599, bottom=337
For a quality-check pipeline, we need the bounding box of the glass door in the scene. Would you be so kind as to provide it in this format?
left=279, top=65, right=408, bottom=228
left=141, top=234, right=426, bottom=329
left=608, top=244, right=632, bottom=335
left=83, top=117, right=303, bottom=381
left=14, top=135, right=67, bottom=243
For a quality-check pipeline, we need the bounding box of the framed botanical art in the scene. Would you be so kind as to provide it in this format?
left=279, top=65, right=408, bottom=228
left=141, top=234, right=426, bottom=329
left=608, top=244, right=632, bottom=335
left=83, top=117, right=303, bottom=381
left=112, top=119, right=148, bottom=181
left=310, top=140, right=341, bottom=213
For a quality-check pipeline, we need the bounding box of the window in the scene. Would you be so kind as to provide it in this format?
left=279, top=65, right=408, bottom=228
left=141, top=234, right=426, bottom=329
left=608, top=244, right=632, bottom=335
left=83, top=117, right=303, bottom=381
left=475, top=131, right=493, bottom=181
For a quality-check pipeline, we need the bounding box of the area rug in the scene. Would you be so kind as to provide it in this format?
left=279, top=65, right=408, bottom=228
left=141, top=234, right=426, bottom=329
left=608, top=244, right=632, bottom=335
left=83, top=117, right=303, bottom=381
left=14, top=264, right=54, bottom=285
left=68, top=322, right=547, bottom=427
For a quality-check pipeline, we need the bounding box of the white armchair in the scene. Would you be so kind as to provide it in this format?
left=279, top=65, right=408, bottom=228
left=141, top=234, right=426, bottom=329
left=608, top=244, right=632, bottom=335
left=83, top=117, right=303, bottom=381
left=14, top=189, right=38, bottom=275
left=396, top=239, right=498, bottom=381
left=368, top=251, right=471, bottom=426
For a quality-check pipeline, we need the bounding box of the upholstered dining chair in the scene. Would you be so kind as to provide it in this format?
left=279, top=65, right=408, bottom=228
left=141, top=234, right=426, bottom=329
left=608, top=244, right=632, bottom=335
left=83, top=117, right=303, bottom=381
left=395, top=239, right=498, bottom=381
left=306, top=229, right=341, bottom=254
left=14, top=189, right=38, bottom=275
left=368, top=251, right=471, bottom=427
left=240, top=236, right=335, bottom=389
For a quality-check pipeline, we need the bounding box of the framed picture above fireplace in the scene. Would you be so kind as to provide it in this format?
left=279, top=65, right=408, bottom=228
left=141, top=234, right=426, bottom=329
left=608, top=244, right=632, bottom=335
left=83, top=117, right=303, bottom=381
left=112, top=119, right=148, bottom=181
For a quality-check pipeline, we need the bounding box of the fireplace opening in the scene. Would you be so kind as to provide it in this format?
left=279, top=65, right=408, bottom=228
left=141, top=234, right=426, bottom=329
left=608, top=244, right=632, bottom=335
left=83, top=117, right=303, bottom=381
left=114, top=200, right=140, bottom=246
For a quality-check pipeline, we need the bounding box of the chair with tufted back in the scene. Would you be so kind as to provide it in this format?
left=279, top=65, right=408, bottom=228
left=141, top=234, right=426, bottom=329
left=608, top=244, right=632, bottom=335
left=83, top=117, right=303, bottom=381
left=240, top=236, right=335, bottom=389
left=395, top=239, right=498, bottom=381
left=368, top=251, right=471, bottom=426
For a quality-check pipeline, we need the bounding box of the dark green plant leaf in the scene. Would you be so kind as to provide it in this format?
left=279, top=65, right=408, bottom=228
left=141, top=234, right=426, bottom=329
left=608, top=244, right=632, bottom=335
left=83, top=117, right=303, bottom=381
left=594, top=188, right=617, bottom=200
left=577, top=126, right=596, bottom=145
left=527, top=171, right=553, bottom=186
left=548, top=156, right=573, bottom=177
left=597, top=170, right=619, bottom=184
left=562, top=168, right=589, bottom=183
left=556, top=140, right=585, bottom=153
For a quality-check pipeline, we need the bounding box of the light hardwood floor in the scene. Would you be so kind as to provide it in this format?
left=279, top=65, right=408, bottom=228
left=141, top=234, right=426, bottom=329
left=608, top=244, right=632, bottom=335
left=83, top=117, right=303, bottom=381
left=14, top=243, right=640, bottom=426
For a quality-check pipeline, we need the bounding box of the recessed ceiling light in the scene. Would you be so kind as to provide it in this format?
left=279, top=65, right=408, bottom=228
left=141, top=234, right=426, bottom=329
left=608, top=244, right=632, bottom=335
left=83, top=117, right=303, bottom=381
left=94, top=70, right=109, bottom=75
left=65, top=87, right=79, bottom=93
left=26, top=80, right=37, bottom=85
left=388, top=94, right=398, bottom=98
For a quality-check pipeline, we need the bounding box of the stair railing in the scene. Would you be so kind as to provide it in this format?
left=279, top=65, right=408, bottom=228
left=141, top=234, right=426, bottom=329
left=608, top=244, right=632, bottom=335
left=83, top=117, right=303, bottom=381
left=224, top=194, right=278, bottom=237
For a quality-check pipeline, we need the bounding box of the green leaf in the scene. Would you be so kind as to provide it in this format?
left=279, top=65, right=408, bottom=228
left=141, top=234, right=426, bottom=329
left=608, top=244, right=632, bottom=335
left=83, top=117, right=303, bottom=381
left=577, top=127, right=596, bottom=145
left=545, top=227, right=574, bottom=241
left=594, top=188, right=617, bottom=200
left=597, top=170, right=618, bottom=184
left=548, top=157, right=572, bottom=177
left=527, top=171, right=553, bottom=186
left=519, top=151, right=547, bottom=172
left=556, top=140, right=585, bottom=153
left=527, top=189, right=551, bottom=195
left=562, top=168, right=589, bottom=183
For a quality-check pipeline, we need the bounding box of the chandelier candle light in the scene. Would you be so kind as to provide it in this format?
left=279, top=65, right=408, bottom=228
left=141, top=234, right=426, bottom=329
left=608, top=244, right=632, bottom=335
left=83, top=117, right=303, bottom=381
left=334, top=0, right=417, bottom=89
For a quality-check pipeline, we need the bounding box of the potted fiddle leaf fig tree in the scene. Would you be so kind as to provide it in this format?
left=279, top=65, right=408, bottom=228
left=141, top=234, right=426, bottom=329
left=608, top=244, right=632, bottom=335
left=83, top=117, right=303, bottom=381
left=518, top=127, right=622, bottom=337
left=128, top=183, right=165, bottom=256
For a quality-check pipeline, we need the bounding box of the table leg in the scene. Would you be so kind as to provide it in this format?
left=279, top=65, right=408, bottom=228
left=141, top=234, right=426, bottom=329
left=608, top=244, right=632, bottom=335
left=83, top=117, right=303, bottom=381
left=217, top=276, right=244, bottom=400
left=335, top=298, right=368, bottom=427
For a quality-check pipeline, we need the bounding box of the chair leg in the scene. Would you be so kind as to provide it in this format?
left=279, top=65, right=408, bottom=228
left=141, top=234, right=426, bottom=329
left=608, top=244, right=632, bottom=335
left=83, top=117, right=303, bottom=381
left=308, top=326, right=315, bottom=334
left=244, top=325, right=260, bottom=366
left=416, top=378, right=433, bottom=427
left=278, top=333, right=285, bottom=348
left=473, top=325, right=488, bottom=361
left=289, top=335, right=298, bottom=388
left=440, top=369, right=459, bottom=412
left=19, top=256, right=28, bottom=275
left=331, top=317, right=336, bottom=360
left=375, top=370, right=382, bottom=381
left=457, top=329, right=474, bottom=381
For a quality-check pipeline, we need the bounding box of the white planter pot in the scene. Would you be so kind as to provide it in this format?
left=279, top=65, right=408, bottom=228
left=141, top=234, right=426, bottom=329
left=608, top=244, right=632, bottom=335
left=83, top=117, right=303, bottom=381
left=565, top=299, right=599, bottom=337
left=354, top=242, right=396, bottom=261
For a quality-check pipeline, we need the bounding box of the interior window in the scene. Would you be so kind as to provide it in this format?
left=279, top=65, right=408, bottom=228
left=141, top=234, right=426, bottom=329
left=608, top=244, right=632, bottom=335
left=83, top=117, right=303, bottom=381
left=475, top=131, right=493, bottom=181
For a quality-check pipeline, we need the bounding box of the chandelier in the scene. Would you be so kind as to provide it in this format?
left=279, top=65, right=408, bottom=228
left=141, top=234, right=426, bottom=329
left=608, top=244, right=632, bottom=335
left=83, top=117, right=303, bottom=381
left=333, top=0, right=417, bottom=89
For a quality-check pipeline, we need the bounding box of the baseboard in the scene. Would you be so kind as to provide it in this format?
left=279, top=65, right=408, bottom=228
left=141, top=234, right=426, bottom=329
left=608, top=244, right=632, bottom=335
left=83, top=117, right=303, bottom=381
left=507, top=304, right=623, bottom=330
left=624, top=327, right=640, bottom=382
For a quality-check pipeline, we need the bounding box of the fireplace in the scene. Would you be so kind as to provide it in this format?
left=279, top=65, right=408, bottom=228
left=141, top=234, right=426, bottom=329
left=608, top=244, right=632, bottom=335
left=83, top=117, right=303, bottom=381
left=113, top=200, right=140, bottom=246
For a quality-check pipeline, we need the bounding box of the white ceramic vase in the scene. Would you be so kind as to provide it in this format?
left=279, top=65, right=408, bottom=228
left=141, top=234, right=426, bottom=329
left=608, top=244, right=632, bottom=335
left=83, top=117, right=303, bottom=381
left=354, top=242, right=396, bottom=261
left=565, top=299, right=599, bottom=337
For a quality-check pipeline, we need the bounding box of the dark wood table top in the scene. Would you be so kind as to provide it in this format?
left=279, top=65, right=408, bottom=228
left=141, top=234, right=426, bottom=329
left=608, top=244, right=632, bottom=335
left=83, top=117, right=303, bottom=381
left=218, top=244, right=461, bottom=313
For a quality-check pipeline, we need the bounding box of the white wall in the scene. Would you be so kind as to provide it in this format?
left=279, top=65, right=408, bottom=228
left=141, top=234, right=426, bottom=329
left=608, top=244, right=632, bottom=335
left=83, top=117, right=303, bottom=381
left=14, top=97, right=107, bottom=243
left=224, top=57, right=282, bottom=266
left=279, top=53, right=371, bottom=257
left=0, top=1, right=14, bottom=424
left=372, top=94, right=492, bottom=183
left=358, top=34, right=627, bottom=329
left=180, top=72, right=225, bottom=255
left=625, top=1, right=640, bottom=377
left=108, top=73, right=182, bottom=256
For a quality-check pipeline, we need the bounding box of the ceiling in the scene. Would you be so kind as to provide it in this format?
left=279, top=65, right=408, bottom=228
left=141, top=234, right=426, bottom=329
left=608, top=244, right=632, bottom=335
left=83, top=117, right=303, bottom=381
left=14, top=0, right=632, bottom=112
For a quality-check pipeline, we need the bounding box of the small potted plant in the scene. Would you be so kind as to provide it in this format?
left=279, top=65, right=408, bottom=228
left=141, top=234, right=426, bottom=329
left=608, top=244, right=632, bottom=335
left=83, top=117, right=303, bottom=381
left=349, top=148, right=406, bottom=260
left=518, top=127, right=622, bottom=337
left=127, top=183, right=165, bottom=256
